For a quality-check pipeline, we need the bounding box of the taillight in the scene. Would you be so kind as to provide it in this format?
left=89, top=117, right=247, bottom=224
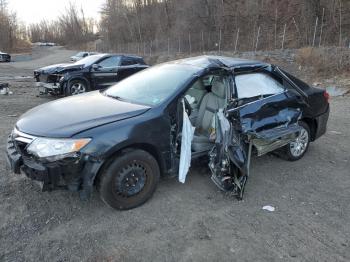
left=324, top=91, right=330, bottom=103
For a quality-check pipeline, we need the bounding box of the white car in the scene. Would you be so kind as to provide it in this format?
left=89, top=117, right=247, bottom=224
left=70, top=52, right=98, bottom=62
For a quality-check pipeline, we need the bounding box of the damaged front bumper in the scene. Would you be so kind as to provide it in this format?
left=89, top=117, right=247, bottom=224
left=6, top=134, right=102, bottom=199
left=35, top=81, right=63, bottom=95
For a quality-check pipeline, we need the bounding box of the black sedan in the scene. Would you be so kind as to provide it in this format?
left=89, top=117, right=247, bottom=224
left=34, top=54, right=148, bottom=96
left=6, top=56, right=329, bottom=210
left=0, top=51, right=11, bottom=62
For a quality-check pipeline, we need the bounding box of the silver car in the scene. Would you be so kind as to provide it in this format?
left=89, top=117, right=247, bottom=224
left=70, top=52, right=98, bottom=62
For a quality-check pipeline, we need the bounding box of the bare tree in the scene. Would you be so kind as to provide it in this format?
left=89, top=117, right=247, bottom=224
left=28, top=3, right=97, bottom=47
left=97, top=0, right=350, bottom=54
left=0, top=1, right=21, bottom=51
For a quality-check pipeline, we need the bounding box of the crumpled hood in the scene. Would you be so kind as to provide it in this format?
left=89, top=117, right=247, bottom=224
left=35, top=63, right=84, bottom=74
left=16, top=91, right=151, bottom=137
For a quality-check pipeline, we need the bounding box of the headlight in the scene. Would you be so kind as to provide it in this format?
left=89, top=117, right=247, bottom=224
left=27, top=138, right=91, bottom=158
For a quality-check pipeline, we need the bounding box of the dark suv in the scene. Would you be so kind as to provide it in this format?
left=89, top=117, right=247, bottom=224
left=0, top=51, right=11, bottom=62
left=34, top=54, right=148, bottom=96
left=7, top=56, right=329, bottom=210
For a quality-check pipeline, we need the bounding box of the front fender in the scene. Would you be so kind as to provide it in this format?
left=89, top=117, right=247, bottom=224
left=76, top=111, right=171, bottom=176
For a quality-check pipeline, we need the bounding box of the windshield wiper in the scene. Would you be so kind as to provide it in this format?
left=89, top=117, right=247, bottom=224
left=105, top=93, right=119, bottom=99
left=104, top=92, right=126, bottom=101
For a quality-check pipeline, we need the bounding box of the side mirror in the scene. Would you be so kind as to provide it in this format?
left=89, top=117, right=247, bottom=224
left=92, top=64, right=101, bottom=71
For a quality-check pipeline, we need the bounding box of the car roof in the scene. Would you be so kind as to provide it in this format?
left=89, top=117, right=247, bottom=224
left=168, top=55, right=268, bottom=70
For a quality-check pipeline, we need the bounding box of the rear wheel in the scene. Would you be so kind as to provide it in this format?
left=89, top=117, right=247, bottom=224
left=282, top=121, right=311, bottom=161
left=97, top=149, right=160, bottom=210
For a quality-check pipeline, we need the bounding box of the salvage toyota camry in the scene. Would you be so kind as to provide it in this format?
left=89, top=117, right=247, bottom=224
left=6, top=56, right=330, bottom=210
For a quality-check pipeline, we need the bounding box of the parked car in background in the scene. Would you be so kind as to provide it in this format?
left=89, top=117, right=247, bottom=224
left=34, top=54, right=148, bottom=96
left=7, top=56, right=329, bottom=210
left=70, top=52, right=98, bottom=62
left=0, top=51, right=11, bottom=62
left=32, top=42, right=56, bottom=47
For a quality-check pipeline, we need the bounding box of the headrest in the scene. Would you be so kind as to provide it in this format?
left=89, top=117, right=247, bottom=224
left=211, top=77, right=226, bottom=98
left=192, top=79, right=205, bottom=90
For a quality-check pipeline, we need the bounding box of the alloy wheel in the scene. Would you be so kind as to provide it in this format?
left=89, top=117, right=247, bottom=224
left=70, top=82, right=86, bottom=95
left=289, top=127, right=309, bottom=157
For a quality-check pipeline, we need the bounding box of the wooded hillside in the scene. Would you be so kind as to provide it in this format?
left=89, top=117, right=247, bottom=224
left=99, top=0, right=350, bottom=53
left=0, top=0, right=349, bottom=53
left=0, top=0, right=27, bottom=52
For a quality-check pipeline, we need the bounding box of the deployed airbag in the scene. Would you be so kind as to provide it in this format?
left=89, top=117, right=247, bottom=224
left=179, top=100, right=195, bottom=183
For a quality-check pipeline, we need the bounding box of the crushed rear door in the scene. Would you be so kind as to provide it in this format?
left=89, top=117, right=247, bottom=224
left=209, top=90, right=306, bottom=199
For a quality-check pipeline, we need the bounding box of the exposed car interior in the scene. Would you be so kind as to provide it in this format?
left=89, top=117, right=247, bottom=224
left=184, top=75, right=229, bottom=153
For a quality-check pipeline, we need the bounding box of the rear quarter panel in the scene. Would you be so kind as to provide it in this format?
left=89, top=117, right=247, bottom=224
left=281, top=70, right=328, bottom=118
left=303, top=87, right=329, bottom=117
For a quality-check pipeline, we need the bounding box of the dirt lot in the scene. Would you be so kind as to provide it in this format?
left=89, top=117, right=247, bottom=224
left=0, top=47, right=349, bottom=262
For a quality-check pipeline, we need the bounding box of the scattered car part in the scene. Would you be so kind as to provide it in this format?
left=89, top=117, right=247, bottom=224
left=6, top=56, right=330, bottom=210
left=0, top=83, right=10, bottom=95
left=262, top=205, right=275, bottom=212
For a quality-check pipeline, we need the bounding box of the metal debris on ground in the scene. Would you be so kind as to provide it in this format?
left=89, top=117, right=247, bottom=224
left=329, top=130, right=342, bottom=135
left=262, top=205, right=275, bottom=212
left=0, top=83, right=10, bottom=95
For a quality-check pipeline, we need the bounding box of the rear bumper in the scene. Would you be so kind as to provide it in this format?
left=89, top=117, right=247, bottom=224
left=314, top=104, right=330, bottom=140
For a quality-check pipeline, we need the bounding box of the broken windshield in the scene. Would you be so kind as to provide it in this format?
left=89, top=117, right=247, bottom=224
left=104, top=64, right=198, bottom=106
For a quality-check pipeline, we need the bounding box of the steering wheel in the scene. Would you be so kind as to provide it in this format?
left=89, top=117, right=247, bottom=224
left=183, top=97, right=192, bottom=116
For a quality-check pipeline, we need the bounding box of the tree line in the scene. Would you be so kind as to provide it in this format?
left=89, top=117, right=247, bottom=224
left=0, top=0, right=349, bottom=53
left=0, top=1, right=96, bottom=52
left=28, top=4, right=97, bottom=47
left=0, top=0, right=27, bottom=52
left=98, top=0, right=350, bottom=54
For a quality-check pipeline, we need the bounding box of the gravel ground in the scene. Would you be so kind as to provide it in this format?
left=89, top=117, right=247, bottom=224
left=0, top=47, right=349, bottom=262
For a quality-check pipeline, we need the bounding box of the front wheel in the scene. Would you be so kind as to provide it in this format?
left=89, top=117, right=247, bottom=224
left=97, top=149, right=160, bottom=210
left=282, top=121, right=311, bottom=161
left=68, top=80, right=88, bottom=96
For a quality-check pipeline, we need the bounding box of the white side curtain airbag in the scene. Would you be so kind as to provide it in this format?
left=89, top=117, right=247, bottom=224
left=235, top=73, right=285, bottom=98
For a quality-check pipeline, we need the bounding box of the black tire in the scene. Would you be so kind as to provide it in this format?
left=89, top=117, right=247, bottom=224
left=97, top=149, right=160, bottom=210
left=282, top=121, right=311, bottom=161
left=67, top=79, right=89, bottom=96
